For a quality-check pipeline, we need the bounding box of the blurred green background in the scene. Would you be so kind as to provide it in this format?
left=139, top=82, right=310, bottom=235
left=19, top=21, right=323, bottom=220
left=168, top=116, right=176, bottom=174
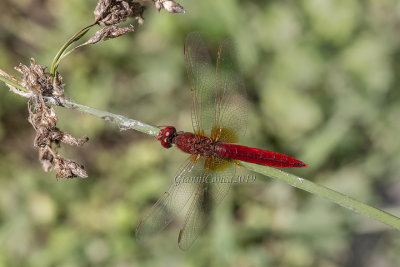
left=1, top=0, right=400, bottom=266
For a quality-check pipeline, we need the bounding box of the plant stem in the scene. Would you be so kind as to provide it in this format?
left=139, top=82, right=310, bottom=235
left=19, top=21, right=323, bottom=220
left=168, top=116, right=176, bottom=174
left=0, top=70, right=28, bottom=92
left=57, top=98, right=160, bottom=137
left=1, top=71, right=399, bottom=230
left=0, top=71, right=159, bottom=137
left=241, top=162, right=400, bottom=230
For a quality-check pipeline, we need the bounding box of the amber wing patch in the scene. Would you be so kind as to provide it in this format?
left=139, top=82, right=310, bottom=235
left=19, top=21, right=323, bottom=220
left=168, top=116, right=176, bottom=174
left=210, top=126, right=238, bottom=143
left=204, top=156, right=233, bottom=171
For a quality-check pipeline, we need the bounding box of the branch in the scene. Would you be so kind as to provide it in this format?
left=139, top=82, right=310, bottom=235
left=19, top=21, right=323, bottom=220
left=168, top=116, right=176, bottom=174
left=0, top=71, right=159, bottom=137
left=1, top=71, right=399, bottom=230
left=242, top=162, right=400, bottom=230
left=57, top=98, right=160, bottom=137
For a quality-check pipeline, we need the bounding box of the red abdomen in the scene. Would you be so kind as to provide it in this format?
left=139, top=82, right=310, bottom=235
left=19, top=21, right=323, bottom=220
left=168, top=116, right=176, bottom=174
left=215, top=143, right=308, bottom=168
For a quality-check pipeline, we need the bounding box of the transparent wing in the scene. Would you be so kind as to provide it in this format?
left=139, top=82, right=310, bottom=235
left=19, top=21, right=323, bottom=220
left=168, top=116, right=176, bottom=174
left=184, top=32, right=216, bottom=136
left=177, top=157, right=236, bottom=250
left=185, top=32, right=248, bottom=141
left=135, top=156, right=200, bottom=242
left=213, top=38, right=248, bottom=142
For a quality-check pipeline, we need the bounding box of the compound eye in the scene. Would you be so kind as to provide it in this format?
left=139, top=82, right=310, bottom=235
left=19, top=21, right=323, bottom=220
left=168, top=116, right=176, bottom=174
left=161, top=138, right=172, bottom=148
left=166, top=127, right=176, bottom=136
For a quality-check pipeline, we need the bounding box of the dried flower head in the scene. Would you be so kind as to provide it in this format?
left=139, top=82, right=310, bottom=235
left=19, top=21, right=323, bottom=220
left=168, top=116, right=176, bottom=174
left=94, top=0, right=145, bottom=26
left=153, top=0, right=185, bottom=14
left=16, top=59, right=89, bottom=179
left=15, top=58, right=65, bottom=97
left=85, top=25, right=135, bottom=45
left=54, top=158, right=88, bottom=179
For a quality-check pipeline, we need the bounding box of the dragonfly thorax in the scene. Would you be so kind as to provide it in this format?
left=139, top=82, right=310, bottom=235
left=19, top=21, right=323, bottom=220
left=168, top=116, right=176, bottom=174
left=175, top=132, right=217, bottom=157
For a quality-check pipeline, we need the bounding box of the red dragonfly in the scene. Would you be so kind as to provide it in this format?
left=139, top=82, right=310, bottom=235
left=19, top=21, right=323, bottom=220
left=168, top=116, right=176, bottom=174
left=135, top=32, right=307, bottom=250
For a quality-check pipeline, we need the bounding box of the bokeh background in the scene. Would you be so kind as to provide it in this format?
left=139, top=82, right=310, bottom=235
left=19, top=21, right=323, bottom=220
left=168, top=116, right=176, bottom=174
left=1, top=0, right=400, bottom=266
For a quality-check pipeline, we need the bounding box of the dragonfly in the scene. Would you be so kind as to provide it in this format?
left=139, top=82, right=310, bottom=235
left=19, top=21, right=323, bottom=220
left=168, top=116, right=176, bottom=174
left=135, top=32, right=308, bottom=250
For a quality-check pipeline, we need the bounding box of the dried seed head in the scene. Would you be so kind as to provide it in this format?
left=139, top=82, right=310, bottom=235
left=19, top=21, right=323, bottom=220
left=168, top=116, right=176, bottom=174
left=155, top=0, right=185, bottom=14
left=94, top=0, right=112, bottom=20
left=16, top=58, right=90, bottom=179
left=86, top=25, right=134, bottom=45
left=94, top=0, right=145, bottom=26
left=57, top=132, right=89, bottom=146
left=16, top=58, right=65, bottom=97
left=28, top=101, right=58, bottom=148
left=54, top=157, right=88, bottom=179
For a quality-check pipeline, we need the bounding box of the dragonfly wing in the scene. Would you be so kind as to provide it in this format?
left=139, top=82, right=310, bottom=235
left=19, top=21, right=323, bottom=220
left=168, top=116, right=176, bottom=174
left=135, top=157, right=201, bottom=242
left=177, top=157, right=236, bottom=250
left=184, top=32, right=216, bottom=136
left=214, top=38, right=248, bottom=142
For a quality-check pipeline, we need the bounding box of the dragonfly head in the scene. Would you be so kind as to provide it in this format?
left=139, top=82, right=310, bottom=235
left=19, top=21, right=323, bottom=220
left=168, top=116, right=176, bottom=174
left=158, top=126, right=177, bottom=148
